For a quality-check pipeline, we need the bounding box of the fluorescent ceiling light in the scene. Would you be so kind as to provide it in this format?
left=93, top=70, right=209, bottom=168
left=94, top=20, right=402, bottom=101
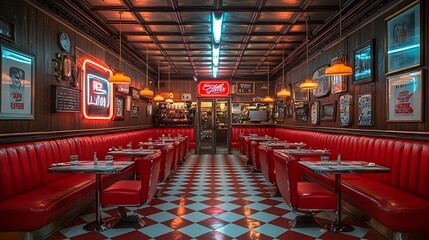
left=212, top=44, right=220, bottom=66
left=212, top=12, right=223, bottom=44
left=213, top=65, right=218, bottom=78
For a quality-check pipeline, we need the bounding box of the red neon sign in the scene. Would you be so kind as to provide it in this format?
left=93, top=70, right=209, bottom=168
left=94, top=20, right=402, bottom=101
left=82, top=59, right=114, bottom=120
left=197, top=80, right=230, bottom=98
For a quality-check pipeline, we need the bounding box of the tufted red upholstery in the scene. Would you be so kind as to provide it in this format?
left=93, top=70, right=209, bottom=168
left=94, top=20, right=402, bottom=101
left=153, top=127, right=195, bottom=148
left=250, top=141, right=261, bottom=170
left=231, top=126, right=275, bottom=148
left=272, top=127, right=429, bottom=233
left=258, top=145, right=275, bottom=184
left=158, top=145, right=175, bottom=183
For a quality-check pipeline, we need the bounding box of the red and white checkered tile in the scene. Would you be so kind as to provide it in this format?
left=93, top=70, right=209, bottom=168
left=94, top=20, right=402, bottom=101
left=48, top=154, right=386, bottom=240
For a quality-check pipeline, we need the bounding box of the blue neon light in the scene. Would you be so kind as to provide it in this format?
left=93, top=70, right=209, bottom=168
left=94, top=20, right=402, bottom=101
left=387, top=44, right=420, bottom=54
left=212, top=12, right=223, bottom=44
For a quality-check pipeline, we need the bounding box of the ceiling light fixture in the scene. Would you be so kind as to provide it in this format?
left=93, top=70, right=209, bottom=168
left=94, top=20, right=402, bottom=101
left=277, top=43, right=291, bottom=98
left=140, top=44, right=154, bottom=97
left=300, top=16, right=318, bottom=90
left=108, top=12, right=131, bottom=84
left=212, top=44, right=220, bottom=67
left=212, top=11, right=223, bottom=44
left=263, top=64, right=274, bottom=103
left=213, top=65, right=218, bottom=78
left=153, top=62, right=165, bottom=102
left=325, top=0, right=353, bottom=76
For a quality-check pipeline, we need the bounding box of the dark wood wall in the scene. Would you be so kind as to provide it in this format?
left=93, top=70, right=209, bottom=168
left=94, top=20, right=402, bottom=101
left=0, top=1, right=154, bottom=137
left=275, top=0, right=429, bottom=135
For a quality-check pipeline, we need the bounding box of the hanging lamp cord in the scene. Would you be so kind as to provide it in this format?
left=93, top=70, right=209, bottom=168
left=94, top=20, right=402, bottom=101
left=282, top=43, right=285, bottom=87
left=339, top=0, right=342, bottom=56
left=305, top=16, right=309, bottom=77
left=267, top=63, right=270, bottom=96
left=119, top=12, right=122, bottom=71
left=146, top=44, right=149, bottom=87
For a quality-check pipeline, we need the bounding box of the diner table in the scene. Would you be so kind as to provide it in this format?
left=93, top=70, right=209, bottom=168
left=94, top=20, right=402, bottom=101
left=299, top=161, right=390, bottom=232
left=108, top=148, right=160, bottom=178
left=48, top=161, right=135, bottom=231
left=259, top=141, right=304, bottom=149
left=275, top=148, right=326, bottom=161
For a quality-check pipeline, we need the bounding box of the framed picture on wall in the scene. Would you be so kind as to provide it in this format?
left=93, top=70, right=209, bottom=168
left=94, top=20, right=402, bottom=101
left=386, top=69, right=422, bottom=122
left=286, top=103, right=293, bottom=118
left=236, top=82, right=255, bottom=94
left=321, top=101, right=336, bottom=121
left=339, top=94, right=352, bottom=126
left=0, top=15, right=15, bottom=42
left=310, top=101, right=320, bottom=125
left=293, top=81, right=309, bottom=101
left=353, top=39, right=374, bottom=84
left=0, top=45, right=34, bottom=119
left=312, top=65, right=330, bottom=97
left=385, top=1, right=421, bottom=74
left=131, top=105, right=139, bottom=118
left=114, top=96, right=125, bottom=121
left=357, top=93, right=373, bottom=126
left=331, top=75, right=347, bottom=94
left=181, top=93, right=192, bottom=100
left=130, top=87, right=140, bottom=99
left=294, top=102, right=308, bottom=122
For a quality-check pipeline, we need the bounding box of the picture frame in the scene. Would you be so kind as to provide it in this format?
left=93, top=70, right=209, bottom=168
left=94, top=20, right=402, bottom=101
left=310, top=101, right=320, bottom=125
left=0, top=45, right=34, bottom=119
left=385, top=1, right=421, bottom=74
left=125, top=96, right=131, bottom=111
left=321, top=101, right=336, bottom=121
left=181, top=93, right=192, bottom=101
left=131, top=105, right=139, bottom=118
left=236, top=82, right=255, bottom=94
left=331, top=75, right=347, bottom=94
left=275, top=102, right=284, bottom=121
left=353, top=39, right=374, bottom=84
left=293, top=80, right=309, bottom=101
left=114, top=96, right=125, bottom=121
left=0, top=15, right=15, bottom=42
left=286, top=103, right=293, bottom=118
left=339, top=94, right=353, bottom=127
left=357, top=93, right=373, bottom=126
left=312, top=65, right=330, bottom=97
left=146, top=101, right=153, bottom=117
left=294, top=102, right=308, bottom=123
left=130, top=87, right=140, bottom=100
left=386, top=69, right=422, bottom=122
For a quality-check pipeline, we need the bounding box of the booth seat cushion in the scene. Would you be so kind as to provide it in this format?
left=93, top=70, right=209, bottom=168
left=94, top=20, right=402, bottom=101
left=231, top=126, right=275, bottom=148
left=153, top=127, right=195, bottom=148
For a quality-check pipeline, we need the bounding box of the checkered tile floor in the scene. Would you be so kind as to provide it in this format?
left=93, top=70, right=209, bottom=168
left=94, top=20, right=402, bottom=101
left=48, top=154, right=387, bottom=240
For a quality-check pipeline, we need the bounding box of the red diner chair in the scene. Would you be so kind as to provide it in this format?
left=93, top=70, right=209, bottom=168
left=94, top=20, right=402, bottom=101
left=102, top=152, right=161, bottom=227
left=273, top=151, right=336, bottom=228
left=250, top=140, right=261, bottom=172
left=158, top=145, right=175, bottom=183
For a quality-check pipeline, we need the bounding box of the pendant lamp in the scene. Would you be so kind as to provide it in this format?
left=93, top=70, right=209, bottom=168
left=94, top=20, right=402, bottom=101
left=277, top=43, right=291, bottom=98
left=300, top=17, right=318, bottom=90
left=325, top=0, right=353, bottom=76
left=263, top=64, right=274, bottom=103
left=108, top=12, right=131, bottom=84
left=153, top=63, right=165, bottom=102
left=165, top=67, right=174, bottom=104
left=140, top=44, right=154, bottom=97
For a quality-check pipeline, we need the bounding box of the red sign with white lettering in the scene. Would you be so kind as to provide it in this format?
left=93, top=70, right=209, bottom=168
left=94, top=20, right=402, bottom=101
left=197, top=80, right=230, bottom=98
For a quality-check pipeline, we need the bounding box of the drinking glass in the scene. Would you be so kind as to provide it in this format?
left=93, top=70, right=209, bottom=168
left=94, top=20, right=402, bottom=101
left=105, top=155, right=114, bottom=165
left=70, top=155, right=78, bottom=166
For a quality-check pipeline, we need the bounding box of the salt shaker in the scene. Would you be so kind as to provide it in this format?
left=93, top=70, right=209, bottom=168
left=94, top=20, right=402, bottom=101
left=337, top=153, right=341, bottom=164
left=93, top=152, right=98, bottom=165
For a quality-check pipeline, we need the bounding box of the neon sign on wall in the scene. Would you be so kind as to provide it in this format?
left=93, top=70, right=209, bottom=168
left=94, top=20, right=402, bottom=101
left=197, top=80, right=230, bottom=98
left=82, top=59, right=113, bottom=119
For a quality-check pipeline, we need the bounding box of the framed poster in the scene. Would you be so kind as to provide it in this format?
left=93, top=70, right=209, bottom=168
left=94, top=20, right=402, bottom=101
left=181, top=93, right=192, bottom=100
left=114, top=96, right=125, bottom=121
left=358, top=93, right=373, bottom=126
left=286, top=103, right=293, bottom=118
left=353, top=39, right=374, bottom=84
left=385, top=1, right=420, bottom=74
left=116, top=84, right=129, bottom=94
left=0, top=46, right=34, bottom=119
left=310, top=101, right=320, bottom=125
left=339, top=94, right=352, bottom=126
left=293, top=80, right=309, bottom=101
left=236, top=82, right=255, bottom=94
left=275, top=102, right=284, bottom=121
left=312, top=65, right=330, bottom=97
left=294, top=102, right=308, bottom=122
left=386, top=69, right=422, bottom=122
left=131, top=105, right=139, bottom=118
left=331, top=75, right=347, bottom=94
left=131, top=87, right=140, bottom=99
left=0, top=15, right=15, bottom=42
left=146, top=101, right=153, bottom=117
left=321, top=101, right=336, bottom=121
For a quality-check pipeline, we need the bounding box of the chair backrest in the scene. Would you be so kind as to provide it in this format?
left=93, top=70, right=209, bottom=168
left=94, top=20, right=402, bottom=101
left=251, top=141, right=260, bottom=169
left=160, top=145, right=174, bottom=182
left=139, top=152, right=161, bottom=204
left=273, top=151, right=296, bottom=208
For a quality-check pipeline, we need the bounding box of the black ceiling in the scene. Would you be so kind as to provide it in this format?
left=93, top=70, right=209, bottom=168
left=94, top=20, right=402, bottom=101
left=41, top=0, right=384, bottom=81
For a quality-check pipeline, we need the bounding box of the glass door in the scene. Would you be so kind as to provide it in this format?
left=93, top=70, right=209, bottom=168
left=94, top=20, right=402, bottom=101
left=197, top=100, right=214, bottom=153
left=215, top=99, right=230, bottom=153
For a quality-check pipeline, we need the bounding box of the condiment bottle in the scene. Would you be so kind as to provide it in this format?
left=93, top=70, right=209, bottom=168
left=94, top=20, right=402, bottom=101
left=337, top=153, right=341, bottom=164
left=94, top=152, right=98, bottom=165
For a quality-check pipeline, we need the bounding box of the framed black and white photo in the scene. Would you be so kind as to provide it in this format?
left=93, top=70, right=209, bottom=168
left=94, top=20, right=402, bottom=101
left=339, top=94, right=352, bottom=126
left=357, top=93, right=373, bottom=126
left=294, top=102, right=308, bottom=123
left=312, top=65, right=330, bottom=97
left=321, top=101, right=336, bottom=121
left=386, top=69, right=422, bottom=122
left=353, top=40, right=374, bottom=84
left=310, top=101, right=320, bottom=125
left=0, top=15, right=15, bottom=42
left=0, top=45, right=34, bottom=119
left=131, top=105, right=139, bottom=118
left=130, top=87, right=140, bottom=100
left=385, top=1, right=421, bottom=74
left=114, top=96, right=125, bottom=121
left=293, top=80, right=309, bottom=102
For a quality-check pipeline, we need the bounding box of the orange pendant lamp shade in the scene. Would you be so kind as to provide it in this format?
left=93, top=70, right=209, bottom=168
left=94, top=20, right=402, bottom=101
left=325, top=55, right=353, bottom=76
left=140, top=87, right=154, bottom=97
left=153, top=94, right=165, bottom=102
left=108, top=71, right=131, bottom=84
left=299, top=78, right=318, bottom=90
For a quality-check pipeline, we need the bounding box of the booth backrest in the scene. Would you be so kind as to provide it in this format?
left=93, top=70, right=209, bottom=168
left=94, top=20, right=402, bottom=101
left=273, top=128, right=429, bottom=200
left=231, top=126, right=275, bottom=148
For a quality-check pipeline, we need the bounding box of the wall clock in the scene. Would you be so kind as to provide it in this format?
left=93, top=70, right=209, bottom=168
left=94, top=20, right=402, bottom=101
left=58, top=32, right=71, bottom=52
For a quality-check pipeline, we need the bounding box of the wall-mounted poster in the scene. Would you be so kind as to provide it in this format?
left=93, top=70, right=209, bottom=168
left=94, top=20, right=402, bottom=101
left=236, top=82, right=255, bottom=94
left=312, top=66, right=330, bottom=97
left=0, top=16, right=15, bottom=42
left=293, top=81, right=309, bottom=101
left=116, top=84, right=129, bottom=94
left=114, top=96, right=125, bottom=121
left=353, top=39, right=374, bottom=84
left=358, top=93, right=373, bottom=126
left=131, top=105, right=139, bottom=118
left=387, top=69, right=422, bottom=122
left=294, top=102, right=308, bottom=122
left=0, top=45, right=34, bottom=119
left=181, top=93, right=192, bottom=100
left=310, top=101, right=320, bottom=125
left=321, top=101, right=336, bottom=121
left=339, top=94, right=352, bottom=126
left=131, top=87, right=140, bottom=99
left=275, top=102, right=285, bottom=121
left=385, top=1, right=420, bottom=74
left=331, top=75, right=347, bottom=94
left=286, top=103, right=293, bottom=118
